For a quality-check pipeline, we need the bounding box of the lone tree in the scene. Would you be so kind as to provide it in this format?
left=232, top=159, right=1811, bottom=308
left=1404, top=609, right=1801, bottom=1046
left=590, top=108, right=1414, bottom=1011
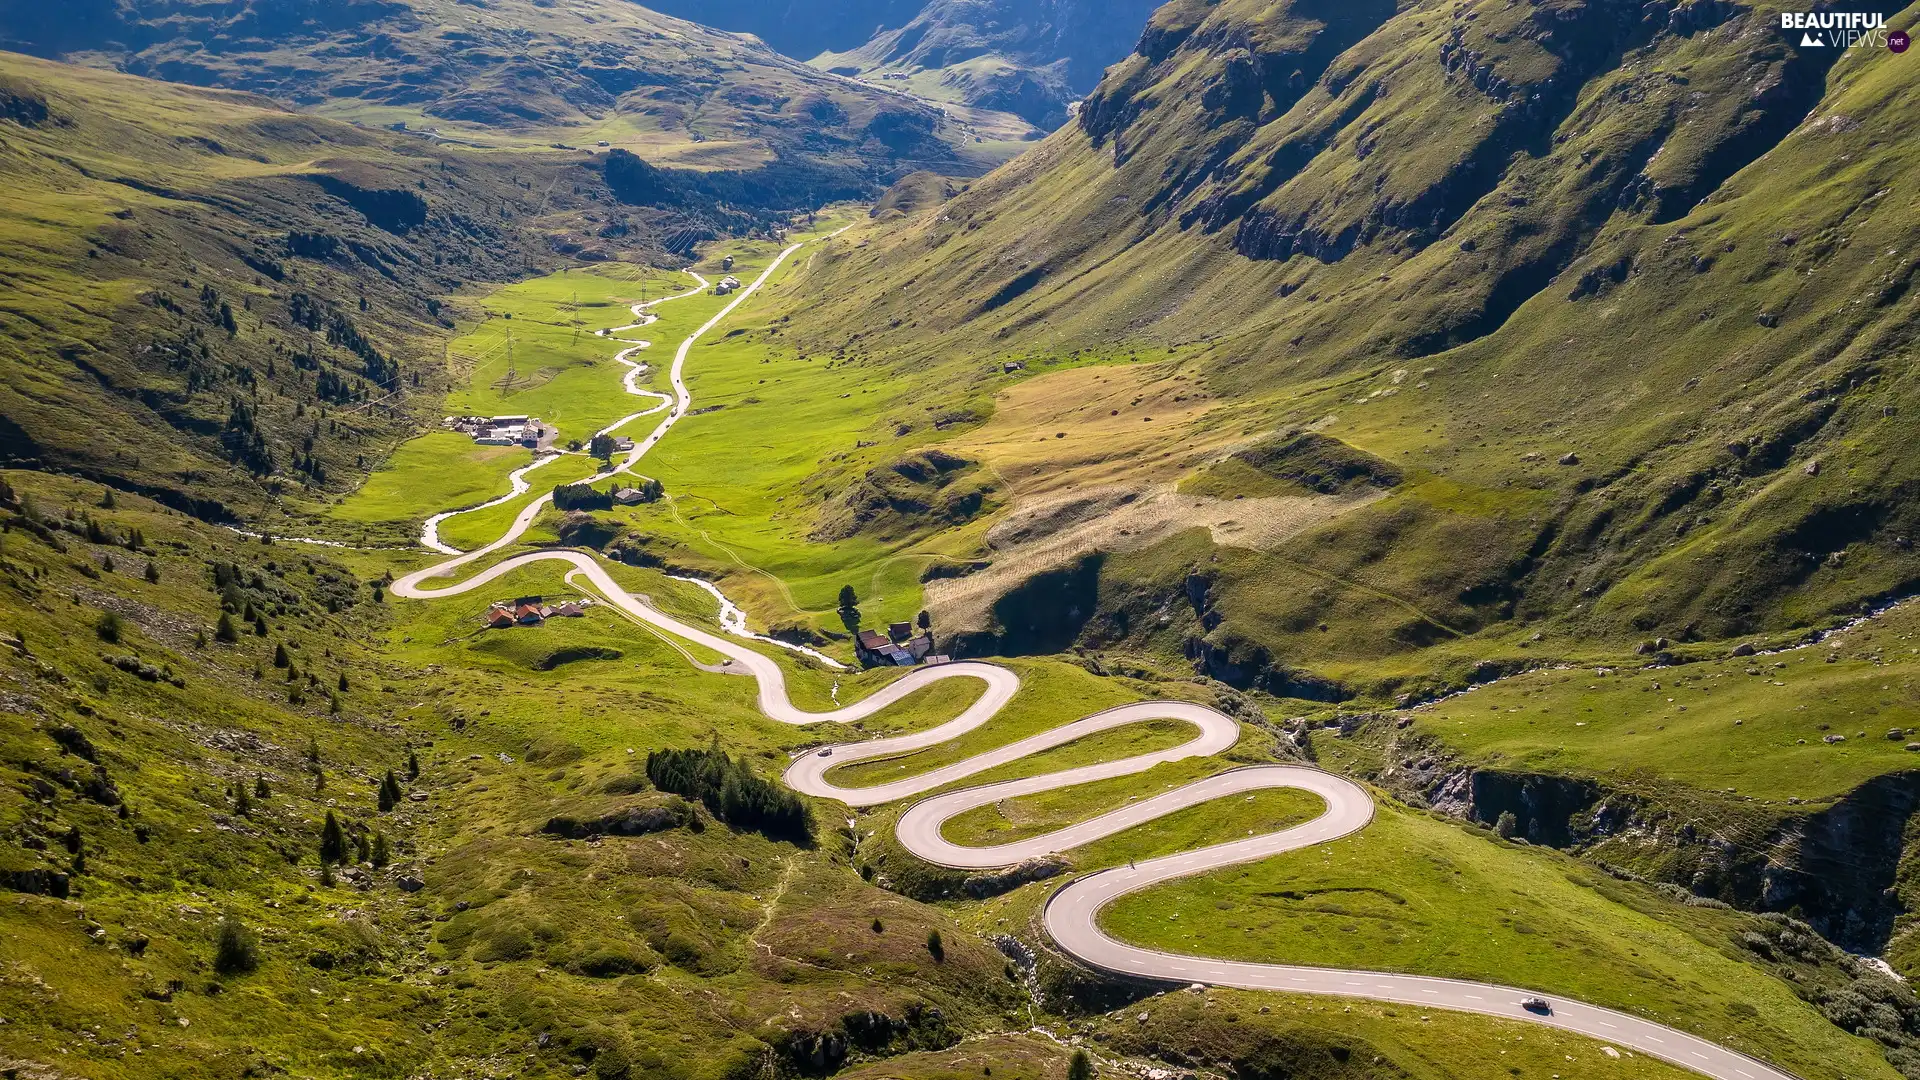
left=925, top=930, right=944, bottom=963
left=1068, top=1050, right=1093, bottom=1080
left=837, top=584, right=861, bottom=633
left=319, top=810, right=347, bottom=864
left=406, top=750, right=421, bottom=781
left=916, top=610, right=931, bottom=631
left=588, top=432, right=616, bottom=462
left=215, top=612, right=238, bottom=643
left=1494, top=810, right=1519, bottom=840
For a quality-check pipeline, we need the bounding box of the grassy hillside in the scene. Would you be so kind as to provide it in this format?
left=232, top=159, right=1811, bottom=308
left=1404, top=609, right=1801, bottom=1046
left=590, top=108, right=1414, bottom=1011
left=0, top=53, right=673, bottom=525
left=0, top=0, right=977, bottom=177
left=810, top=0, right=1161, bottom=131
left=0, top=468, right=1036, bottom=1079
left=12, top=462, right=1867, bottom=1080
left=764, top=0, right=1920, bottom=699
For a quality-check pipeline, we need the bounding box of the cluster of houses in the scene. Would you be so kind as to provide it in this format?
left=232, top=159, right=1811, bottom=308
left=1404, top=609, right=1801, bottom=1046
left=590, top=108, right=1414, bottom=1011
left=445, top=414, right=552, bottom=449
left=712, top=275, right=743, bottom=296
left=854, top=622, right=948, bottom=668
left=485, top=595, right=591, bottom=629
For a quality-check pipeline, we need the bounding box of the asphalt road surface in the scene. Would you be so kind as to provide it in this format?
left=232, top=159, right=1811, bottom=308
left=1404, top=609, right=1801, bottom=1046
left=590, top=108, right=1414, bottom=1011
left=389, top=227, right=1801, bottom=1080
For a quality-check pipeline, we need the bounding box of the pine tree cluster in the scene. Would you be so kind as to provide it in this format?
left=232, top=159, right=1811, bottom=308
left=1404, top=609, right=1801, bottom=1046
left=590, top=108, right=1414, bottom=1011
left=645, top=746, right=811, bottom=843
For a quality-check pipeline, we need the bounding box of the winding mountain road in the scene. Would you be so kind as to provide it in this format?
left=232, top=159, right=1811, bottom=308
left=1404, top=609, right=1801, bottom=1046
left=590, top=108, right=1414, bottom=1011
left=388, top=231, right=1800, bottom=1080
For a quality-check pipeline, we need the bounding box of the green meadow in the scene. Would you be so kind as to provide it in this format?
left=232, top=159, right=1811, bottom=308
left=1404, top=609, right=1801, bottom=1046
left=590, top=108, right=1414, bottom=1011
left=1097, top=803, right=1899, bottom=1080
left=1410, top=602, right=1920, bottom=804
left=342, top=209, right=985, bottom=644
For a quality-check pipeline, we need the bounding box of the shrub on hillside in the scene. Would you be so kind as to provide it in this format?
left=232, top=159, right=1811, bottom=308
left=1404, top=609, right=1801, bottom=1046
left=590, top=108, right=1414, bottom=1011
left=214, top=914, right=260, bottom=975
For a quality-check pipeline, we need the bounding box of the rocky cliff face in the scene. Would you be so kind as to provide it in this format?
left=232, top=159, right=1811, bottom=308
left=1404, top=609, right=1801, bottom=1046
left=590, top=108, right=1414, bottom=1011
left=1388, top=728, right=1920, bottom=957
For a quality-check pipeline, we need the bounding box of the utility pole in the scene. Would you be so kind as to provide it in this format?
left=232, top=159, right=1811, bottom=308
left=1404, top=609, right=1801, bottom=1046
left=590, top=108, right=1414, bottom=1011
left=505, top=330, right=516, bottom=388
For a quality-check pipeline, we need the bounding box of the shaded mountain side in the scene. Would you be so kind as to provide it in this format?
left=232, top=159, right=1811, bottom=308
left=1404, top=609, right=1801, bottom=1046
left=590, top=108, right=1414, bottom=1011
left=635, top=0, right=1160, bottom=131
left=0, top=54, right=720, bottom=523
left=0, top=0, right=968, bottom=176
left=636, top=0, right=928, bottom=66
left=812, top=0, right=1165, bottom=129
left=780, top=0, right=1920, bottom=673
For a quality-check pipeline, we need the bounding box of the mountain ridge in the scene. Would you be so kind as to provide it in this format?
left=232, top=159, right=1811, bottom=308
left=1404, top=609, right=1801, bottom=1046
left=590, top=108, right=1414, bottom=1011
left=777, top=0, right=1920, bottom=681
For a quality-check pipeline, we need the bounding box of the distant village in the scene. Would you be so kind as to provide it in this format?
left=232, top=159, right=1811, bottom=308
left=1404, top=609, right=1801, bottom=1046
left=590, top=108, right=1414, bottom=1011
left=485, top=594, right=592, bottom=629
left=445, top=414, right=556, bottom=450
left=855, top=622, right=948, bottom=668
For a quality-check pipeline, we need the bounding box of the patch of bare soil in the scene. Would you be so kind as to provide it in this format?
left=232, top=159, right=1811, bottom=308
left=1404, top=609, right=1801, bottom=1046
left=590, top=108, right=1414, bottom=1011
left=927, top=482, right=1381, bottom=635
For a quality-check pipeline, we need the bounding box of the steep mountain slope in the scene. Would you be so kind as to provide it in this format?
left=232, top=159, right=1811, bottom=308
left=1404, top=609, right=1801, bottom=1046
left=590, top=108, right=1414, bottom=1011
left=635, top=0, right=1160, bottom=132
left=782, top=0, right=1920, bottom=694
left=0, top=0, right=967, bottom=174
left=0, top=52, right=840, bottom=527
left=0, top=470, right=1049, bottom=1080
left=813, top=0, right=1165, bottom=129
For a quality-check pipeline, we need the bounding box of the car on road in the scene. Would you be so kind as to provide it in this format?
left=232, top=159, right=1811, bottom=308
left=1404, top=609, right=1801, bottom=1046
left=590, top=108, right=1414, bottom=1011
left=1521, top=997, right=1552, bottom=1015
left=817, top=747, right=833, bottom=757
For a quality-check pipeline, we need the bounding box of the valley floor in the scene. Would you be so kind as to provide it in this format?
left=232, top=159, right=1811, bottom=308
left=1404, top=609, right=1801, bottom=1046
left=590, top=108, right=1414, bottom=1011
left=7, top=220, right=1918, bottom=1080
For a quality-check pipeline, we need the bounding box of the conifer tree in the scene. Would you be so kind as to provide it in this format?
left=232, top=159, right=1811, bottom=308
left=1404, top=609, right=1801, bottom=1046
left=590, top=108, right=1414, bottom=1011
left=319, top=810, right=347, bottom=864
left=406, top=750, right=420, bottom=781
left=273, top=642, right=290, bottom=667
left=371, top=832, right=389, bottom=868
